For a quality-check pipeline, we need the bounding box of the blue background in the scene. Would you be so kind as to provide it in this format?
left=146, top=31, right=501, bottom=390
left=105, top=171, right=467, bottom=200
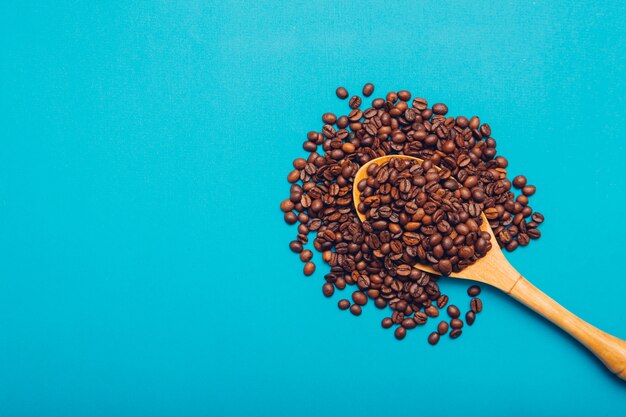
left=1, top=1, right=625, bottom=416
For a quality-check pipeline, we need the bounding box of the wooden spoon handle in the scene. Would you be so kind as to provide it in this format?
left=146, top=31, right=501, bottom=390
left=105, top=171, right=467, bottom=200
left=508, top=277, right=626, bottom=379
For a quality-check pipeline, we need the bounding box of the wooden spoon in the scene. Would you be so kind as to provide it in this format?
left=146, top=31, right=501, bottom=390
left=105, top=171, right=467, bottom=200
left=354, top=154, right=626, bottom=379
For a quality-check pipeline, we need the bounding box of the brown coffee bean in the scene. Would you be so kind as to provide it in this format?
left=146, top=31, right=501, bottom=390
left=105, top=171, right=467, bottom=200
left=522, top=185, right=536, bottom=196
left=362, top=83, right=374, bottom=97
left=299, top=250, right=313, bottom=262
left=437, top=321, right=449, bottom=335
left=284, top=211, right=297, bottom=225
left=425, top=305, right=439, bottom=317
left=338, top=299, right=350, bottom=310
left=527, top=228, right=541, bottom=239
left=336, top=87, right=348, bottom=99
left=512, top=175, right=526, bottom=188
left=531, top=212, right=544, bottom=223
left=322, top=112, right=337, bottom=124
left=350, top=304, right=362, bottom=316
left=428, top=332, right=440, bottom=345
left=432, top=103, right=448, bottom=115
left=402, top=318, right=417, bottom=329
left=437, top=295, right=449, bottom=308
left=450, top=329, right=462, bottom=339
left=381, top=317, right=393, bottom=328
left=470, top=297, right=483, bottom=313
left=289, top=240, right=303, bottom=253
left=352, top=291, right=368, bottom=305
left=392, top=325, right=406, bottom=340
left=450, top=318, right=464, bottom=329
left=303, top=262, right=316, bottom=276
left=413, top=312, right=428, bottom=325
left=447, top=305, right=460, bottom=318
left=322, top=283, right=334, bottom=297
left=465, top=311, right=476, bottom=325
left=280, top=199, right=294, bottom=212
left=349, top=95, right=362, bottom=109
left=467, top=285, right=481, bottom=297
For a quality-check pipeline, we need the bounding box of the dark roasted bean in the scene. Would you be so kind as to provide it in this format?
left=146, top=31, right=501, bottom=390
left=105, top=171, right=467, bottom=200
left=450, top=318, right=464, bottom=329
left=336, top=87, right=348, bottom=99
left=447, top=305, right=460, bottom=318
left=362, top=83, right=374, bottom=97
left=428, top=332, right=440, bottom=345
left=467, top=285, right=481, bottom=297
left=465, top=311, right=476, bottom=325
left=338, top=299, right=350, bottom=310
left=395, top=326, right=407, bottom=340
left=470, top=297, right=483, bottom=313
left=450, top=329, right=462, bottom=339
left=304, top=262, right=316, bottom=276
left=437, top=321, right=449, bottom=335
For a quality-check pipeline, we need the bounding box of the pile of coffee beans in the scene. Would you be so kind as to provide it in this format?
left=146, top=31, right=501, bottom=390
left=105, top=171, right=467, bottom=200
left=358, top=157, right=492, bottom=276
left=281, top=83, right=543, bottom=344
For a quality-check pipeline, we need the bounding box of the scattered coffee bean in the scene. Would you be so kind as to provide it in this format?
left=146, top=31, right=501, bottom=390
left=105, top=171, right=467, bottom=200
left=322, top=283, right=334, bottom=297
left=350, top=304, right=362, bottom=316
left=470, top=297, right=483, bottom=313
left=465, top=311, right=476, bottom=325
left=299, top=249, right=313, bottom=262
left=522, top=185, right=536, bottom=196
left=382, top=317, right=393, bottom=328
left=336, top=87, right=348, bottom=99
left=450, top=329, right=462, bottom=339
left=395, top=326, right=407, bottom=340
left=362, top=83, right=374, bottom=97
left=450, top=318, right=464, bottom=329
left=349, top=95, right=361, bottom=109
left=289, top=240, right=303, bottom=253
left=428, top=332, right=440, bottom=345
left=513, top=175, right=527, bottom=188
left=467, top=285, right=481, bottom=297
left=447, top=305, right=460, bottom=318
left=303, top=262, right=316, bottom=276
left=338, top=299, right=350, bottom=310
left=437, top=321, right=449, bottom=335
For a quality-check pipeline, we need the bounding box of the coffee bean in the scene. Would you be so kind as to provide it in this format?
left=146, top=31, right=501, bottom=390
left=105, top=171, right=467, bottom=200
left=432, top=103, right=448, bottom=115
left=382, top=317, right=393, bottom=328
left=470, top=297, right=483, bottom=313
left=352, top=291, right=368, bottom=305
left=349, top=96, right=362, bottom=109
left=467, top=285, right=481, bottom=297
left=450, top=329, right=462, bottom=339
left=437, top=295, right=449, bottom=308
left=413, top=312, right=428, bottom=325
left=522, top=185, right=536, bottom=196
left=512, top=175, right=526, bottom=188
left=527, top=228, right=541, bottom=239
left=362, top=83, right=374, bottom=97
left=425, top=305, right=439, bottom=317
left=450, top=318, right=464, bottom=329
left=350, top=304, right=362, bottom=316
left=284, top=211, right=297, bottom=224
left=531, top=212, right=544, bottom=223
left=428, top=332, right=440, bottom=345
left=402, top=318, right=417, bottom=329
left=289, top=240, right=303, bottom=253
left=299, top=250, right=313, bottom=262
left=338, top=299, right=350, bottom=310
left=395, top=326, right=406, bottom=340
left=437, top=321, right=449, bottom=335
left=465, top=311, right=476, bottom=325
left=280, top=199, right=294, bottom=212
left=336, top=87, right=348, bottom=99
left=447, top=305, right=460, bottom=318
left=322, top=283, right=334, bottom=297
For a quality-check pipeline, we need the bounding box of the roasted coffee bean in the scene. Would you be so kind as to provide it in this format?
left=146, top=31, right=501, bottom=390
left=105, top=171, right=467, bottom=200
left=432, top=103, right=448, bottom=115
left=395, top=326, right=407, bottom=340
left=299, top=250, right=313, bottom=262
left=381, top=317, right=393, bottom=328
left=531, top=212, right=544, bottom=223
left=428, top=332, right=440, bottom=345
left=362, top=83, right=374, bottom=97
left=336, top=87, right=348, bottom=99
left=437, top=295, right=449, bottom=308
left=527, top=228, right=541, bottom=239
left=402, top=318, right=417, bottom=329
left=350, top=304, right=362, bottom=316
left=352, top=291, right=368, bottom=305
left=450, top=318, right=464, bottom=329
left=465, top=311, right=476, bottom=325
left=425, top=305, right=439, bottom=317
left=522, top=185, right=536, bottom=196
left=322, top=283, right=334, bottom=297
left=349, top=96, right=362, bottom=109
left=513, top=175, right=527, bottom=188
left=447, top=305, right=460, bottom=318
left=304, top=262, right=316, bottom=276
left=413, top=312, right=428, bottom=325
left=284, top=211, right=298, bottom=224
left=338, top=299, right=350, bottom=310
left=467, top=285, right=481, bottom=296
left=437, top=321, right=449, bottom=335
left=450, top=329, right=462, bottom=339
left=289, top=241, right=303, bottom=253
left=470, top=297, right=483, bottom=313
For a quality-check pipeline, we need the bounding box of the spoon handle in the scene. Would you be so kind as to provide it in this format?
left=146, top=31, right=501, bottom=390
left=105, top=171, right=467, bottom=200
left=508, top=276, right=626, bottom=379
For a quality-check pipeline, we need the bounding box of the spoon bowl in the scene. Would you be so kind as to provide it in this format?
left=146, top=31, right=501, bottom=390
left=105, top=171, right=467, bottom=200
left=353, top=154, right=626, bottom=379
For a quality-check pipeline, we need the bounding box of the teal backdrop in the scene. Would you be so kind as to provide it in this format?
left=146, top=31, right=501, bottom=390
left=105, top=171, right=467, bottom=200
left=1, top=1, right=625, bottom=416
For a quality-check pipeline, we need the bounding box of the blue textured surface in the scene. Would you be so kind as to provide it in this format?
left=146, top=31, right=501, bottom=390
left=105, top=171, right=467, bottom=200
left=1, top=1, right=626, bottom=416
